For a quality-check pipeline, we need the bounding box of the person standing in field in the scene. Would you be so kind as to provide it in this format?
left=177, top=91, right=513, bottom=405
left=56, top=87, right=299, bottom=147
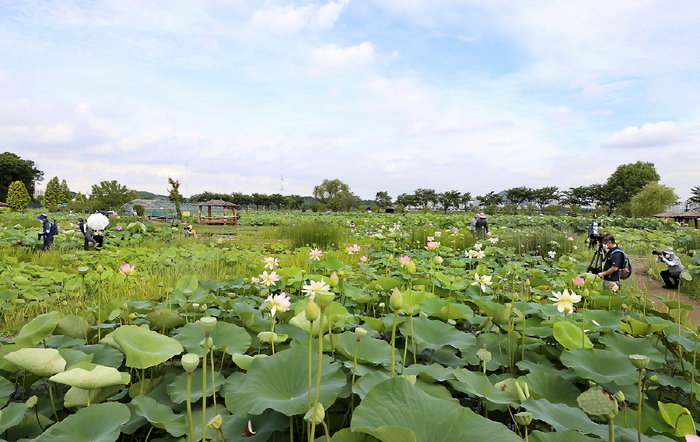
left=37, top=214, right=57, bottom=252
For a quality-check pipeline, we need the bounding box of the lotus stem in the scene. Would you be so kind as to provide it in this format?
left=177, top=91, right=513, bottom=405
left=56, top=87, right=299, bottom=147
left=322, top=421, right=331, bottom=442
left=691, top=331, right=698, bottom=418
left=390, top=310, right=398, bottom=378
left=608, top=417, right=615, bottom=442
left=310, top=308, right=325, bottom=442
left=581, top=308, right=585, bottom=349
left=211, top=347, right=217, bottom=414
left=186, top=372, right=195, bottom=442
left=270, top=316, right=276, bottom=355
left=637, top=368, right=644, bottom=442
left=45, top=379, right=59, bottom=422
left=202, top=333, right=209, bottom=442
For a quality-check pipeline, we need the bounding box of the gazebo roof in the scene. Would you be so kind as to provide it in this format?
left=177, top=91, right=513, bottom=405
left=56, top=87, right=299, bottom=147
left=677, top=209, right=700, bottom=218
left=653, top=211, right=679, bottom=218
left=197, top=199, right=238, bottom=207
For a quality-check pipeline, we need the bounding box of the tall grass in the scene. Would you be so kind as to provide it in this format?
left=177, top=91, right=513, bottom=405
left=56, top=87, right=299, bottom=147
left=278, top=222, right=347, bottom=250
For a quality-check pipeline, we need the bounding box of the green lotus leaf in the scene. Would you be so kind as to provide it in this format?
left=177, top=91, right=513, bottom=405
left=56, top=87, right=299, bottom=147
left=597, top=333, right=665, bottom=370
left=351, top=377, right=522, bottom=442
left=146, top=308, right=185, bottom=331
left=113, top=325, right=183, bottom=369
left=231, top=353, right=268, bottom=371
left=50, top=365, right=130, bottom=390
left=341, top=281, right=372, bottom=303
left=99, top=332, right=122, bottom=352
left=32, top=402, right=130, bottom=442
left=0, top=376, right=13, bottom=407
left=175, top=274, right=199, bottom=291
left=71, top=343, right=124, bottom=369
left=619, top=316, right=668, bottom=336
left=3, top=348, right=66, bottom=377
left=372, top=277, right=402, bottom=292
left=225, top=345, right=346, bottom=417
left=166, top=367, right=226, bottom=403
left=523, top=371, right=581, bottom=407
left=400, top=316, right=476, bottom=352
left=403, top=363, right=456, bottom=383
left=419, top=297, right=473, bottom=321
left=221, top=408, right=290, bottom=442
left=54, top=315, right=93, bottom=339
left=559, top=348, right=638, bottom=386
left=521, top=398, right=607, bottom=438
left=63, top=385, right=123, bottom=408
left=680, top=271, right=692, bottom=281
left=353, top=370, right=391, bottom=400
left=552, top=321, right=593, bottom=350
left=658, top=402, right=695, bottom=436
left=58, top=348, right=94, bottom=370
left=394, top=289, right=433, bottom=316
left=13, top=311, right=61, bottom=346
left=529, top=430, right=601, bottom=442
left=330, top=331, right=393, bottom=366
left=0, top=402, right=28, bottom=433
left=176, top=322, right=252, bottom=357
left=132, top=395, right=187, bottom=436
left=257, top=331, right=289, bottom=345
left=452, top=368, right=520, bottom=405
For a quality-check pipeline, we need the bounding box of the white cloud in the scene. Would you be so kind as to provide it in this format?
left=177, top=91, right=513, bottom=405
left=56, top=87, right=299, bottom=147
left=310, top=42, right=375, bottom=74
left=601, top=121, right=683, bottom=148
left=250, top=0, right=348, bottom=33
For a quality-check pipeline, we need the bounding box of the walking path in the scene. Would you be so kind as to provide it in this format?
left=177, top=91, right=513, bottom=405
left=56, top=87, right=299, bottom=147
left=632, top=257, right=700, bottom=326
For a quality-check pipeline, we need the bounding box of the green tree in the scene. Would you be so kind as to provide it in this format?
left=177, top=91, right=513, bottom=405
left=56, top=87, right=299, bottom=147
left=60, top=179, right=71, bottom=202
left=285, top=195, right=305, bottom=210
left=413, top=188, right=437, bottom=210
left=531, top=186, right=559, bottom=211
left=689, top=185, right=700, bottom=209
left=0, top=152, right=44, bottom=203
left=270, top=193, right=286, bottom=210
left=437, top=190, right=462, bottom=213
left=604, top=161, right=660, bottom=213
left=168, top=177, right=182, bottom=219
left=90, top=180, right=138, bottom=211
left=313, top=179, right=357, bottom=212
left=504, top=186, right=533, bottom=207
left=6, top=181, right=31, bottom=210
left=630, top=182, right=678, bottom=217
left=251, top=193, right=271, bottom=210
left=477, top=191, right=503, bottom=207
left=459, top=192, right=472, bottom=210
left=44, top=176, right=66, bottom=209
left=395, top=193, right=417, bottom=210
left=374, top=191, right=392, bottom=210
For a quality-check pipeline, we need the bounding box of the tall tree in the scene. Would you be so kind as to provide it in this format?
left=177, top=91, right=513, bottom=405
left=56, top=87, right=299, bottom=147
left=689, top=185, right=700, bottom=209
left=270, top=193, right=285, bottom=210
left=0, top=152, right=44, bottom=202
left=437, top=190, right=462, bottom=213
left=168, top=177, right=183, bottom=219
left=477, top=191, right=503, bottom=207
left=504, top=186, right=533, bottom=206
left=6, top=181, right=31, bottom=211
left=60, top=179, right=72, bottom=202
left=44, top=176, right=67, bottom=209
left=90, top=180, right=138, bottom=210
left=313, top=179, right=357, bottom=211
left=395, top=193, right=417, bottom=210
left=604, top=161, right=660, bottom=213
left=413, top=188, right=437, bottom=210
left=531, top=186, right=559, bottom=211
left=285, top=195, right=305, bottom=210
left=374, top=191, right=392, bottom=209
left=630, top=183, right=678, bottom=217
left=459, top=192, right=472, bottom=210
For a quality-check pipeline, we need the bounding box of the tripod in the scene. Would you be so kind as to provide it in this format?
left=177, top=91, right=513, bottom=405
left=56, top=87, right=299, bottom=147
left=587, top=244, right=605, bottom=274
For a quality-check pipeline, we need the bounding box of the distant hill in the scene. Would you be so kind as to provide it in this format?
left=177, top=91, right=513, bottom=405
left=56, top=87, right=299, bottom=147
left=137, top=191, right=169, bottom=200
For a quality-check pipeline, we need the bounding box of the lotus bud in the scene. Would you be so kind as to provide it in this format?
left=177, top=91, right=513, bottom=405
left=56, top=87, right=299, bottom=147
left=407, top=261, right=417, bottom=274
left=25, top=396, right=38, bottom=408
left=613, top=391, right=625, bottom=402
left=476, top=346, right=492, bottom=363
left=199, top=304, right=208, bottom=312
left=329, top=271, right=339, bottom=287
left=315, top=293, right=334, bottom=308
left=390, top=288, right=403, bottom=310
left=434, top=255, right=444, bottom=264
left=304, top=405, right=325, bottom=424
left=181, top=353, right=199, bottom=373
left=355, top=327, right=368, bottom=339
left=200, top=316, right=217, bottom=333
left=514, top=411, right=533, bottom=426
left=306, top=301, right=319, bottom=321
left=629, top=354, right=649, bottom=369
left=207, top=414, right=223, bottom=429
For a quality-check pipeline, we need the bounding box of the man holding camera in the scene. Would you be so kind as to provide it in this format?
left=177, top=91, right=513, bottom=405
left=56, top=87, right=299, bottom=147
left=653, top=247, right=686, bottom=289
left=596, top=234, right=624, bottom=291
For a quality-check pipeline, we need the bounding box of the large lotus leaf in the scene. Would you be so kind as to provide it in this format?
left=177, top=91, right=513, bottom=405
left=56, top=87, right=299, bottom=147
left=0, top=402, right=28, bottom=433
left=58, top=348, right=94, bottom=370
left=589, top=293, right=627, bottom=308
left=32, top=402, right=130, bottom=442
left=394, top=289, right=434, bottom=316
left=401, top=316, right=476, bottom=352
left=50, top=365, right=130, bottom=390
left=71, top=343, right=124, bottom=369
left=341, top=281, right=372, bottom=303
left=113, top=325, right=183, bottom=369
left=231, top=353, right=268, bottom=371
left=523, top=370, right=581, bottom=407
left=4, top=348, right=66, bottom=377
left=559, top=348, right=638, bottom=386
left=166, top=367, right=226, bottom=403
left=452, top=368, right=520, bottom=406
left=63, top=385, right=123, bottom=408
left=358, top=315, right=405, bottom=333
left=552, top=321, right=593, bottom=350
left=54, top=315, right=93, bottom=339
left=619, top=316, right=668, bottom=336
left=658, top=402, right=695, bottom=436
left=521, top=398, right=607, bottom=438
left=331, top=428, right=382, bottom=442
left=225, top=345, right=346, bottom=417
left=665, top=334, right=699, bottom=353
left=0, top=376, right=14, bottom=407
left=529, top=430, right=600, bottom=442
left=132, top=395, right=187, bottom=436
left=13, top=311, right=61, bottom=346
left=146, top=308, right=186, bottom=331
left=330, top=332, right=393, bottom=366
left=370, top=276, right=402, bottom=292
left=403, top=363, right=456, bottom=383
left=176, top=322, right=251, bottom=357
left=351, top=377, right=522, bottom=442
left=353, top=370, right=391, bottom=400
left=463, top=332, right=513, bottom=370
left=597, top=333, right=665, bottom=369
left=221, top=408, right=290, bottom=442
left=420, top=297, right=473, bottom=321
left=175, top=274, right=199, bottom=291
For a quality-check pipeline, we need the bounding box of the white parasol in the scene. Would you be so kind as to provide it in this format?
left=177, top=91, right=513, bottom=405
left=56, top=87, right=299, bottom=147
left=87, top=213, right=110, bottom=231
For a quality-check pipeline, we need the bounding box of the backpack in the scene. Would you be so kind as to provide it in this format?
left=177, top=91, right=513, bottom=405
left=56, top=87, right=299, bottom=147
left=49, top=221, right=59, bottom=236
left=610, top=249, right=632, bottom=280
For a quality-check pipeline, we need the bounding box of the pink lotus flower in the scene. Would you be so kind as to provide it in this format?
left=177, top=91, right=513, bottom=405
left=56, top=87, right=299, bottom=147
left=309, top=248, right=323, bottom=261
left=116, top=226, right=123, bottom=231
left=685, top=435, right=700, bottom=442
left=573, top=245, right=578, bottom=249
left=567, top=236, right=574, bottom=241
left=259, top=271, right=281, bottom=287
left=346, top=244, right=361, bottom=254
left=425, top=241, right=439, bottom=251
left=119, top=263, right=135, bottom=275
left=452, top=227, right=459, bottom=232
left=572, top=276, right=585, bottom=287
left=266, top=293, right=291, bottom=317
left=398, top=255, right=411, bottom=266
left=434, top=255, right=444, bottom=264
left=359, top=255, right=368, bottom=262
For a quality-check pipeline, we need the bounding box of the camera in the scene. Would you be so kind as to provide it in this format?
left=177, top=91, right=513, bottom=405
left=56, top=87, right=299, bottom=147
left=588, top=232, right=604, bottom=248
left=652, top=250, right=668, bottom=258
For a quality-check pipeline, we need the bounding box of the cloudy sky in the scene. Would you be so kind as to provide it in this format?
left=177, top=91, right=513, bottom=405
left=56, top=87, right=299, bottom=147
left=2, top=0, right=699, bottom=201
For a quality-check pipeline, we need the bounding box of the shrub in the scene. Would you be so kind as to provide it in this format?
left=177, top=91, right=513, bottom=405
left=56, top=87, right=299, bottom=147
left=278, top=222, right=346, bottom=249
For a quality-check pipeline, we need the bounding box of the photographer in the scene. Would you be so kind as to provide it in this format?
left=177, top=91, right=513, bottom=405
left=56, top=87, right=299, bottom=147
left=653, top=247, right=686, bottom=289
left=596, top=234, right=624, bottom=291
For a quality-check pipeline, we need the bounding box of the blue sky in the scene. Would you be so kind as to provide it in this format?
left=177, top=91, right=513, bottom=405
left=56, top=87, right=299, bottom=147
left=1, top=0, right=699, bottom=201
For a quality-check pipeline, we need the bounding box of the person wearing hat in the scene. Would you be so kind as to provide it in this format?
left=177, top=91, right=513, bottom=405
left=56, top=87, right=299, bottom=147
left=37, top=214, right=56, bottom=251
left=474, top=213, right=488, bottom=236
left=655, top=247, right=686, bottom=289
left=587, top=214, right=599, bottom=240
left=470, top=213, right=479, bottom=233
left=184, top=225, right=197, bottom=239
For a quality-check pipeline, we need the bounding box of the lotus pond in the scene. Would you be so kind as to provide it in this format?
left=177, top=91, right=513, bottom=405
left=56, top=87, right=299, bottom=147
left=1, top=211, right=700, bottom=442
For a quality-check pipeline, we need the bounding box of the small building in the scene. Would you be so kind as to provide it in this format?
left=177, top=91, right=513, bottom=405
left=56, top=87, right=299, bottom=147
left=197, top=199, right=239, bottom=225
left=654, top=210, right=700, bottom=229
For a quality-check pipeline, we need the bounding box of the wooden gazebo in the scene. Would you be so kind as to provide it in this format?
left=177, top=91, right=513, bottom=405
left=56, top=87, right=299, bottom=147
left=654, top=210, right=700, bottom=229
left=196, top=200, right=239, bottom=225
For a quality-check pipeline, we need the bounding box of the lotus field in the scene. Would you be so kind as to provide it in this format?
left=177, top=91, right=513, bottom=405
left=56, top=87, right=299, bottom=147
left=2, top=211, right=700, bottom=442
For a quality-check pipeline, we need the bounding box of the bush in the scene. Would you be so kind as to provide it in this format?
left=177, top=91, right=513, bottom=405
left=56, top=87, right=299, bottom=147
left=278, top=222, right=346, bottom=249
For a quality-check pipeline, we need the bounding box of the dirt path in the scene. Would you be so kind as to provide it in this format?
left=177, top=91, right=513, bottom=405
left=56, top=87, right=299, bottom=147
left=632, top=258, right=700, bottom=326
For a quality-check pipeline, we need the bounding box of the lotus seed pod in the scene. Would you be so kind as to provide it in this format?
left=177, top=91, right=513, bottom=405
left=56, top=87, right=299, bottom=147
left=316, top=293, right=334, bottom=308
left=181, top=353, right=199, bottom=373
left=629, top=354, right=649, bottom=369
left=577, top=387, right=618, bottom=423
left=390, top=288, right=404, bottom=310
left=306, top=301, right=320, bottom=321
left=613, top=391, right=625, bottom=403
left=304, top=405, right=325, bottom=424
left=476, top=347, right=492, bottom=363
left=329, top=271, right=339, bottom=287
left=514, top=411, right=533, bottom=426
left=207, top=414, right=223, bottom=429
left=77, top=266, right=90, bottom=275
left=200, top=316, right=217, bottom=333
left=355, top=327, right=368, bottom=338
